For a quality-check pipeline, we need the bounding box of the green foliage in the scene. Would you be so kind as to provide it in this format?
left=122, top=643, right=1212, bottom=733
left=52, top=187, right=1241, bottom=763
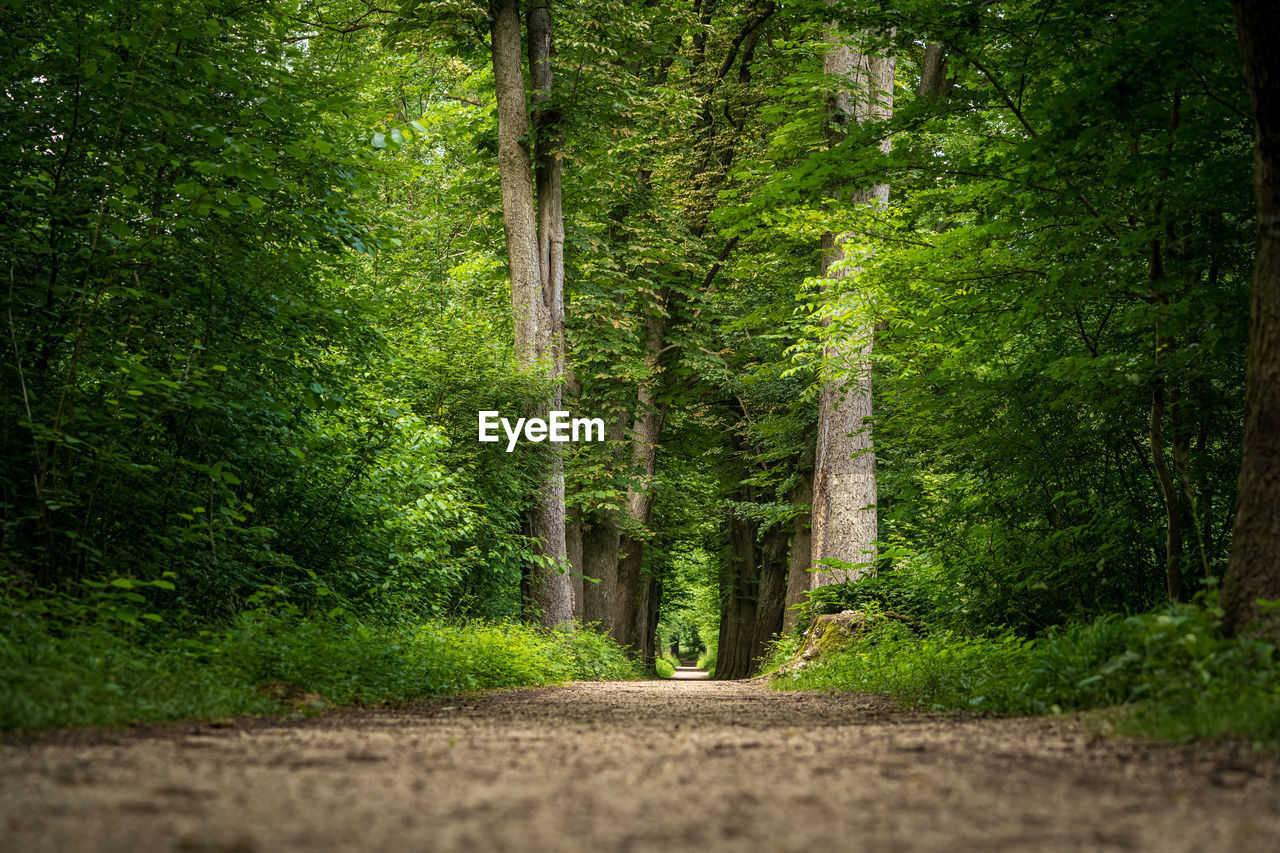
left=655, top=658, right=676, bottom=678
left=0, top=0, right=1267, bottom=746
left=774, top=601, right=1280, bottom=744
left=0, top=588, right=638, bottom=730
left=696, top=646, right=717, bottom=679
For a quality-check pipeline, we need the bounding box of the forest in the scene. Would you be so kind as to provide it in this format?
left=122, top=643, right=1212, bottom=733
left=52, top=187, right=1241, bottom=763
left=3, top=0, right=1280, bottom=748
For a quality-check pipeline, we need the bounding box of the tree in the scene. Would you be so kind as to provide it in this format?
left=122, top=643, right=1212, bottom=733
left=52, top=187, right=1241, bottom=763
left=489, top=0, right=572, bottom=626
left=782, top=462, right=814, bottom=634
left=1221, top=0, right=1280, bottom=642
left=808, top=22, right=894, bottom=587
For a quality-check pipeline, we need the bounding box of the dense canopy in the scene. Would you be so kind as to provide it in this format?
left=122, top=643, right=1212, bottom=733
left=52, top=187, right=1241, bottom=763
left=2, top=0, right=1279, bottom=740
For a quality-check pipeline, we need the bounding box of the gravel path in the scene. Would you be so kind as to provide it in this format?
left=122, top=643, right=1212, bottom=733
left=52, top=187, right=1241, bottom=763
left=3, top=679, right=1280, bottom=852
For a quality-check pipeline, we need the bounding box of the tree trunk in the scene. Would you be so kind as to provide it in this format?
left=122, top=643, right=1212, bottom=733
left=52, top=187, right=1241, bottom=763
left=490, top=0, right=571, bottom=627
left=582, top=514, right=621, bottom=640
left=614, top=309, right=666, bottom=652
left=1149, top=232, right=1183, bottom=602
left=810, top=26, right=893, bottom=586
left=491, top=0, right=544, bottom=367
left=751, top=524, right=791, bottom=668
left=715, top=511, right=758, bottom=680
left=782, top=466, right=814, bottom=633
left=1150, top=378, right=1184, bottom=602
left=566, top=505, right=584, bottom=622
left=1222, top=0, right=1280, bottom=642
left=529, top=1, right=566, bottom=388
left=919, top=42, right=950, bottom=98
left=633, top=574, right=660, bottom=669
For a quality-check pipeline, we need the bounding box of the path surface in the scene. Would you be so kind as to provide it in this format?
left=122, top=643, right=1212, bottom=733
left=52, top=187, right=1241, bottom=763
left=3, top=679, right=1280, bottom=852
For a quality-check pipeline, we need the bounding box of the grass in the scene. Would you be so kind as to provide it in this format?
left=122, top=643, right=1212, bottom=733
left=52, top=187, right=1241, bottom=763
left=766, top=603, right=1280, bottom=745
left=696, top=645, right=717, bottom=678
left=0, top=605, right=640, bottom=731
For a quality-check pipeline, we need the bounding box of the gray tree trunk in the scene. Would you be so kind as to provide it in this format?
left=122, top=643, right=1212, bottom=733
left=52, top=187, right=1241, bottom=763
left=782, top=466, right=814, bottom=633
left=919, top=42, right=950, bottom=99
left=490, top=0, right=571, bottom=627
left=566, top=506, right=584, bottom=621
left=491, top=0, right=544, bottom=366
left=751, top=524, right=791, bottom=668
left=810, top=23, right=894, bottom=587
left=633, top=574, right=660, bottom=669
left=615, top=309, right=666, bottom=658
left=1222, top=0, right=1280, bottom=643
left=715, top=511, right=758, bottom=680
left=581, top=514, right=621, bottom=639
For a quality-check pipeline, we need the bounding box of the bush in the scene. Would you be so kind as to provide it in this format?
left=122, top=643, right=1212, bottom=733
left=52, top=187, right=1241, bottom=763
left=0, top=595, right=639, bottom=731
left=696, top=645, right=717, bottom=678
left=772, top=601, right=1280, bottom=745
left=655, top=658, right=675, bottom=678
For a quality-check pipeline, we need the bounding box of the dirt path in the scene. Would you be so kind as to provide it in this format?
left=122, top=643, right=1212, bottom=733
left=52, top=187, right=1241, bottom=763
left=3, top=679, right=1280, bottom=852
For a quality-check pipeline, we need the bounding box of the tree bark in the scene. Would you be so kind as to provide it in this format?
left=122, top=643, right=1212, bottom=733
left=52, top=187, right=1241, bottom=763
left=919, top=42, right=950, bottom=98
left=715, top=510, right=758, bottom=680
left=581, top=513, right=621, bottom=640
left=566, top=505, right=584, bottom=621
left=529, top=1, right=566, bottom=387
left=1222, top=0, right=1280, bottom=642
left=1149, top=231, right=1183, bottom=603
left=614, top=308, right=666, bottom=654
left=490, top=0, right=571, bottom=626
left=633, top=573, right=660, bottom=669
left=491, top=0, right=544, bottom=367
left=810, top=24, right=893, bottom=586
left=751, top=524, right=791, bottom=668
left=782, top=466, right=814, bottom=633
left=1150, top=379, right=1184, bottom=602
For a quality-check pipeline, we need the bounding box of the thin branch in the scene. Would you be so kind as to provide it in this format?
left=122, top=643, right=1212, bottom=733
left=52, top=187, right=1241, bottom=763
left=1181, top=59, right=1250, bottom=120
left=714, top=2, right=776, bottom=84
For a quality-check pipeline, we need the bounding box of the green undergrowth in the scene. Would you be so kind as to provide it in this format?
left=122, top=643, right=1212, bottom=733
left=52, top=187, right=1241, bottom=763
left=655, top=647, right=682, bottom=678
left=696, top=646, right=717, bottom=678
left=766, top=603, right=1280, bottom=745
left=0, top=601, right=640, bottom=731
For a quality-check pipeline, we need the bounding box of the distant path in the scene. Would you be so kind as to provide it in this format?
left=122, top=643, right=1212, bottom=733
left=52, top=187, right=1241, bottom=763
left=671, top=666, right=709, bottom=680
left=3, top=680, right=1280, bottom=852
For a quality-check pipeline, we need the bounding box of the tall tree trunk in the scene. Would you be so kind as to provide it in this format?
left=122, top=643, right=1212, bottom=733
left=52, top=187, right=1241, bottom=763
left=581, top=514, right=621, bottom=640
left=490, top=0, right=571, bottom=626
left=564, top=372, right=584, bottom=622
left=633, top=574, right=660, bottom=669
left=919, top=42, right=951, bottom=99
left=530, top=1, right=566, bottom=389
left=1222, top=0, right=1280, bottom=642
left=810, top=25, right=893, bottom=586
left=1150, top=378, right=1184, bottom=602
left=491, top=0, right=544, bottom=367
left=1149, top=231, right=1184, bottom=602
left=751, top=524, right=791, bottom=668
left=614, top=308, right=666, bottom=653
left=614, top=534, right=641, bottom=650
left=715, top=510, right=759, bottom=680
left=566, top=505, right=584, bottom=621
left=782, top=465, right=814, bottom=633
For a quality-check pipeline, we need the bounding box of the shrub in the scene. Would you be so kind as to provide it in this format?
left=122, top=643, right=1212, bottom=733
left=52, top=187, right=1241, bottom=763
left=0, top=591, right=638, bottom=731
left=696, top=645, right=717, bottom=678
left=771, top=601, right=1280, bottom=745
